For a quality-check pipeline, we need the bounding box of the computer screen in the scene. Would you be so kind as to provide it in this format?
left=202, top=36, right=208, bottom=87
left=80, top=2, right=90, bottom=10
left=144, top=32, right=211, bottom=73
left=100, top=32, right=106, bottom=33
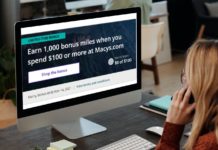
left=15, top=8, right=141, bottom=138
left=65, top=0, right=108, bottom=10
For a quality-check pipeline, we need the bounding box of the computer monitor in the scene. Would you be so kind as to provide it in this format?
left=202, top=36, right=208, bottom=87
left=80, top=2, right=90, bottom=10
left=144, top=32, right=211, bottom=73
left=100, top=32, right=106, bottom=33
left=15, top=8, right=141, bottom=139
left=65, top=0, right=108, bottom=10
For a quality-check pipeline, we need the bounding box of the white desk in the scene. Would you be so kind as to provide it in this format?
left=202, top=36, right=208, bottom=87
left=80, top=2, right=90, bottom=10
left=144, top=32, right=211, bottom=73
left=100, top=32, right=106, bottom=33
left=20, top=0, right=44, bottom=4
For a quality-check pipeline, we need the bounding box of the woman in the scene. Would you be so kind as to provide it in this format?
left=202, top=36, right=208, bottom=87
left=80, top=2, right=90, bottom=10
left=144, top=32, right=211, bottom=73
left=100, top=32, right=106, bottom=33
left=156, top=40, right=218, bottom=150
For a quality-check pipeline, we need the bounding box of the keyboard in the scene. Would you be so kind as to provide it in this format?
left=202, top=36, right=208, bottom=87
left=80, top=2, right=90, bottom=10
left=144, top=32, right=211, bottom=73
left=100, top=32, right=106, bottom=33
left=96, top=134, right=156, bottom=150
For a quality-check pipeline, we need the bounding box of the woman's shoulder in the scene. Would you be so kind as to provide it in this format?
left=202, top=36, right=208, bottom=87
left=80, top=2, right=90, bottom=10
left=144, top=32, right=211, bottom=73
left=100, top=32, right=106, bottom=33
left=194, top=132, right=218, bottom=150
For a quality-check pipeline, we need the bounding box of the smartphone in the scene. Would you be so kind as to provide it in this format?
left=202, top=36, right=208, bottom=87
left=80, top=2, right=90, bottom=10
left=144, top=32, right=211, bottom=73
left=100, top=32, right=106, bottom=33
left=171, top=92, right=195, bottom=104
left=171, top=91, right=195, bottom=114
left=189, top=93, right=195, bottom=104
left=189, top=93, right=195, bottom=115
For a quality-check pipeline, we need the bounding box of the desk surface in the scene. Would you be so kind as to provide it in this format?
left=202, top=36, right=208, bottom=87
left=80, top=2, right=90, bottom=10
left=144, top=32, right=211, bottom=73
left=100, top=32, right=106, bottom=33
left=0, top=93, right=190, bottom=150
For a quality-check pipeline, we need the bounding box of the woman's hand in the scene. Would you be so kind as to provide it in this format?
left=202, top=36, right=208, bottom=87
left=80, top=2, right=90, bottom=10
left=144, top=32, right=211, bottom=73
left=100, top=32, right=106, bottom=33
left=166, top=87, right=196, bottom=125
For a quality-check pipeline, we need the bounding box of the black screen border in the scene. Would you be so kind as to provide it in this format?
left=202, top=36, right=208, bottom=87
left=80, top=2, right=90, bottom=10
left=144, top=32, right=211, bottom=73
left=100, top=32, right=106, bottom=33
left=15, top=7, right=141, bottom=118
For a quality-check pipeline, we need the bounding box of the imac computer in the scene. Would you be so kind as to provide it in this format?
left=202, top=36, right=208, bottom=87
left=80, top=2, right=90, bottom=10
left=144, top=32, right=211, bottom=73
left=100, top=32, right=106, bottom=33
left=65, top=0, right=108, bottom=10
left=15, top=8, right=141, bottom=139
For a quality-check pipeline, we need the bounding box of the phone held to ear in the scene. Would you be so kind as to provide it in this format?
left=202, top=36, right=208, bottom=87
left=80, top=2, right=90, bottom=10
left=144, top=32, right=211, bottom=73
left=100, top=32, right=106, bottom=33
left=171, top=92, right=195, bottom=114
left=171, top=92, right=195, bottom=104
left=189, top=93, right=195, bottom=104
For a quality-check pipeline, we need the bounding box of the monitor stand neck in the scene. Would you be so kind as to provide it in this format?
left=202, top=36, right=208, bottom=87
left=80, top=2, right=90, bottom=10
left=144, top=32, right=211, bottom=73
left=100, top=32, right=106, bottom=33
left=52, top=117, right=107, bottom=139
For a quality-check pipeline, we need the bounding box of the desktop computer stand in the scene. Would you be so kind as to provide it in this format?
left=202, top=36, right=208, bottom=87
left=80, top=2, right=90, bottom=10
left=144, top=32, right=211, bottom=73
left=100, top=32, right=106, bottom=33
left=52, top=117, right=107, bottom=139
